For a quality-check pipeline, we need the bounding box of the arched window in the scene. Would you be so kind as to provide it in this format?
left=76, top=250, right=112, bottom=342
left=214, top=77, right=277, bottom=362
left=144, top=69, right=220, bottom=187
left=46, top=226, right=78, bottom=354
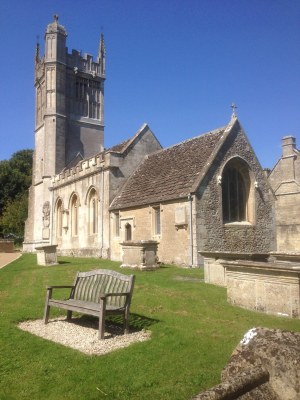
left=88, top=188, right=98, bottom=235
left=71, top=194, right=79, bottom=236
left=56, top=199, right=63, bottom=238
left=125, top=223, right=132, bottom=241
left=222, top=158, right=252, bottom=223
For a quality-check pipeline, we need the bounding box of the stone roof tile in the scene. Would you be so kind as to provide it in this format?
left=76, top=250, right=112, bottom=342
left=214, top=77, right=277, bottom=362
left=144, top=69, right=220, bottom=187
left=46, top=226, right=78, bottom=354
left=110, top=126, right=226, bottom=209
left=106, top=139, right=131, bottom=153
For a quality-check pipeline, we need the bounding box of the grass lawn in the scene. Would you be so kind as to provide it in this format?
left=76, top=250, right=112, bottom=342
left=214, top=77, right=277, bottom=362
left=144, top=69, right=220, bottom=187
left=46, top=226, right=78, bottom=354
left=1, top=254, right=300, bottom=400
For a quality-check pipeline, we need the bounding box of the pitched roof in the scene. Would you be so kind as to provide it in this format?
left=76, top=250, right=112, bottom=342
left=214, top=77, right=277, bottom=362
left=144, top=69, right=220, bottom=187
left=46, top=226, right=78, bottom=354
left=110, top=123, right=231, bottom=210
left=106, top=139, right=131, bottom=153
left=106, top=123, right=161, bottom=155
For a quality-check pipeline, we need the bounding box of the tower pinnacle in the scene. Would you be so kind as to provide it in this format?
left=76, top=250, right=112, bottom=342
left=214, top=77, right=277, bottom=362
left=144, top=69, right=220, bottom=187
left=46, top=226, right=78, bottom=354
left=35, top=36, right=40, bottom=63
left=98, top=34, right=106, bottom=60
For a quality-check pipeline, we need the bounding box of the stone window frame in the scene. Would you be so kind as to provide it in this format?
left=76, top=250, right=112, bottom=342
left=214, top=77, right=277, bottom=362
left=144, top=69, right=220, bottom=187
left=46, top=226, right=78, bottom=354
left=55, top=197, right=64, bottom=238
left=112, top=211, right=120, bottom=237
left=86, top=187, right=98, bottom=236
left=69, top=192, right=80, bottom=237
left=220, top=157, right=255, bottom=225
left=151, top=205, right=161, bottom=237
left=119, top=216, right=135, bottom=242
left=125, top=223, right=132, bottom=241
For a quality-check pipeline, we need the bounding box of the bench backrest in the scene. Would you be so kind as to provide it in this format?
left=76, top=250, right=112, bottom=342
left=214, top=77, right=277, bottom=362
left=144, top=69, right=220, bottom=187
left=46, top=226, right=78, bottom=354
left=71, top=269, right=135, bottom=308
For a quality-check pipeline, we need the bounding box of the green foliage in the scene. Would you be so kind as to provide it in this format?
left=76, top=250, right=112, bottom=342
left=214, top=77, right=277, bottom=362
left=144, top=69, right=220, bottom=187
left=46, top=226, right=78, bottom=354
left=1, top=255, right=300, bottom=400
left=0, top=149, right=33, bottom=239
left=0, top=193, right=28, bottom=242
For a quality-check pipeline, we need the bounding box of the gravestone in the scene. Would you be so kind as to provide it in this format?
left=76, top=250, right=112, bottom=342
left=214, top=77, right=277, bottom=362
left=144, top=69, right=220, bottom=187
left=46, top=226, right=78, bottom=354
left=193, top=327, right=300, bottom=399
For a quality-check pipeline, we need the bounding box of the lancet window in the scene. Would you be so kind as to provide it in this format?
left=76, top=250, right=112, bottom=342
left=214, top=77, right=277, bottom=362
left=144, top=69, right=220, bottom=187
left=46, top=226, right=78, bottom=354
left=222, top=158, right=252, bottom=223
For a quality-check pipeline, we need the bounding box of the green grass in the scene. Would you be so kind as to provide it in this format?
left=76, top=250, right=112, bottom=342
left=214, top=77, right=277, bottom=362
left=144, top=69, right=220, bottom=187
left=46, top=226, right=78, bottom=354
left=1, top=254, right=300, bottom=400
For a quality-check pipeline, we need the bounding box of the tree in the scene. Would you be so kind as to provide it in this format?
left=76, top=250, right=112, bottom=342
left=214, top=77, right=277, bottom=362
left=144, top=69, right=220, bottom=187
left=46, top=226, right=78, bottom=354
left=0, top=149, right=33, bottom=240
left=0, top=149, right=33, bottom=215
left=0, top=193, right=28, bottom=242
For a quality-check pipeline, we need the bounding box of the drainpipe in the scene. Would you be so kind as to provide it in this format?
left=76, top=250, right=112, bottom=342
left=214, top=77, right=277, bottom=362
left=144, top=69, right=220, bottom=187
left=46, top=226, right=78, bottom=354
left=50, top=183, right=54, bottom=245
left=188, top=193, right=193, bottom=267
left=101, top=168, right=104, bottom=256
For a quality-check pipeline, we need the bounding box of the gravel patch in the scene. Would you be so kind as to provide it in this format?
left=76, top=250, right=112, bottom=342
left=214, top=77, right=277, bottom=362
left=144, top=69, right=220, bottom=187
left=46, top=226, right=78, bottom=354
left=18, top=317, right=151, bottom=355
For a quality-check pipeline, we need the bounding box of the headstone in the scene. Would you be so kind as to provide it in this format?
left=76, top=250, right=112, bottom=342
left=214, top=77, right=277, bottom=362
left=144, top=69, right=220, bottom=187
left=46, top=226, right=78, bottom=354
left=193, top=328, right=300, bottom=399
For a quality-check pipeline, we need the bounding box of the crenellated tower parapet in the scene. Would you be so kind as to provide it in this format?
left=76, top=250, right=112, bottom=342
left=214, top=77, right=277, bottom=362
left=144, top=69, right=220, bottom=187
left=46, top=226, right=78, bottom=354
left=52, top=153, right=105, bottom=188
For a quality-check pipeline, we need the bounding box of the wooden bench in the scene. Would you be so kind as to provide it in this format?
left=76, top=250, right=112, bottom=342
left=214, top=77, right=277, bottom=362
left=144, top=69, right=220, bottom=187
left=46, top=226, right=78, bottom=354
left=43, top=269, right=135, bottom=339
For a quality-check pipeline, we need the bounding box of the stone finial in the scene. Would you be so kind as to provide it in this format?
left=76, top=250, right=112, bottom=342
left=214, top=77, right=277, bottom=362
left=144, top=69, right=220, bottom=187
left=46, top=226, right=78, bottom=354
left=54, top=14, right=59, bottom=23
left=231, top=102, right=238, bottom=117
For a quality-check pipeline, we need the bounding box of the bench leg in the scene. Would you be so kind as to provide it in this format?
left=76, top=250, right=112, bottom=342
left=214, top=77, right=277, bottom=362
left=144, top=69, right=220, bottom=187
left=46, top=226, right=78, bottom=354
left=44, top=305, right=50, bottom=324
left=124, top=308, right=130, bottom=334
left=98, top=298, right=106, bottom=339
left=43, top=288, right=52, bottom=324
left=67, top=310, right=72, bottom=321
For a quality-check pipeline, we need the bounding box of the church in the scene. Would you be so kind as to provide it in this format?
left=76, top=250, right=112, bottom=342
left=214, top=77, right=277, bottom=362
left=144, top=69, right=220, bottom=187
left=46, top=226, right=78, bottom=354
left=24, top=16, right=281, bottom=269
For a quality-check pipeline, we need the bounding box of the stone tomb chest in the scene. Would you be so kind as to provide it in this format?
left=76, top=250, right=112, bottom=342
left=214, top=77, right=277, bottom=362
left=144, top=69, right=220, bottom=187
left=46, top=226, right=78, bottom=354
left=121, top=240, right=159, bottom=270
left=223, top=259, right=300, bottom=318
left=35, top=245, right=58, bottom=266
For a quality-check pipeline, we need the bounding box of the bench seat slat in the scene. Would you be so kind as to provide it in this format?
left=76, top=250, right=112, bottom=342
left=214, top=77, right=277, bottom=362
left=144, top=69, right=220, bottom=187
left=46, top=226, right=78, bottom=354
left=48, top=299, right=124, bottom=316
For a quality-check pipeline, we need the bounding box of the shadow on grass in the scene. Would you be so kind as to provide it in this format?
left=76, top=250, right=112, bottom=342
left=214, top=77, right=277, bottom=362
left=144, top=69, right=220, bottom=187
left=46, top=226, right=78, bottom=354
left=68, top=313, right=159, bottom=335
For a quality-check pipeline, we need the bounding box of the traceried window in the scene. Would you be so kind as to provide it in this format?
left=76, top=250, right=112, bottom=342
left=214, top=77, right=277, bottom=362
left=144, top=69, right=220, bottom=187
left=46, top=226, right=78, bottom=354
left=88, top=189, right=98, bottom=235
left=75, top=77, right=88, bottom=117
left=56, top=199, right=63, bottom=238
left=71, top=194, right=79, bottom=236
left=153, top=207, right=161, bottom=235
left=222, top=158, right=252, bottom=223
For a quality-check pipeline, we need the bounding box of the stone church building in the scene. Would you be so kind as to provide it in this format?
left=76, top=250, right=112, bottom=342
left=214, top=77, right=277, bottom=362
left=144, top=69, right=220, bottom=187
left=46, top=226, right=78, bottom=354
left=268, top=136, right=300, bottom=253
left=24, top=17, right=278, bottom=267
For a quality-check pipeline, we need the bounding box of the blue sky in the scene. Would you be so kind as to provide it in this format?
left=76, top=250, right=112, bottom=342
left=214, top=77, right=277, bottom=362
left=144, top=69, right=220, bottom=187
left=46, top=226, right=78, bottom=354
left=0, top=0, right=299, bottom=168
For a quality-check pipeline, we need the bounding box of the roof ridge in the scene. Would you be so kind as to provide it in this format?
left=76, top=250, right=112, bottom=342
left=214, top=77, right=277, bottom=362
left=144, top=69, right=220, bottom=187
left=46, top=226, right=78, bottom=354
left=106, top=123, right=150, bottom=154
left=148, top=125, right=227, bottom=157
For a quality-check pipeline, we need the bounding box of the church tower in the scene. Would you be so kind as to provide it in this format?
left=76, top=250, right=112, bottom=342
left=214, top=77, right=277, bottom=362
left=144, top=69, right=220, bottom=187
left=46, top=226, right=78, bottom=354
left=34, top=15, right=105, bottom=180
left=24, top=16, right=105, bottom=250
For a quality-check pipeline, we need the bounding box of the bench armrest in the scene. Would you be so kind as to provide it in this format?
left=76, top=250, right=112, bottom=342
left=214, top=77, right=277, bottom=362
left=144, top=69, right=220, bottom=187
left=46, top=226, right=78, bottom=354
left=46, top=285, right=75, bottom=290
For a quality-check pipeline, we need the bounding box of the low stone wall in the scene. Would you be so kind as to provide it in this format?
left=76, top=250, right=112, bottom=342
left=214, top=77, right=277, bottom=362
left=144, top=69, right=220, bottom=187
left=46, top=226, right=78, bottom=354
left=0, top=239, right=14, bottom=253
left=224, top=260, right=300, bottom=318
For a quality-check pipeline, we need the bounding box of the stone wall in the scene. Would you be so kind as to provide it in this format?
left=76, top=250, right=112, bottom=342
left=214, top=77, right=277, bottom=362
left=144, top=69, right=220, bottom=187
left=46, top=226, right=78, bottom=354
left=0, top=240, right=14, bottom=253
left=110, top=199, right=193, bottom=266
left=224, top=260, right=300, bottom=318
left=196, top=122, right=275, bottom=255
left=51, top=160, right=107, bottom=257
left=268, top=136, right=300, bottom=252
